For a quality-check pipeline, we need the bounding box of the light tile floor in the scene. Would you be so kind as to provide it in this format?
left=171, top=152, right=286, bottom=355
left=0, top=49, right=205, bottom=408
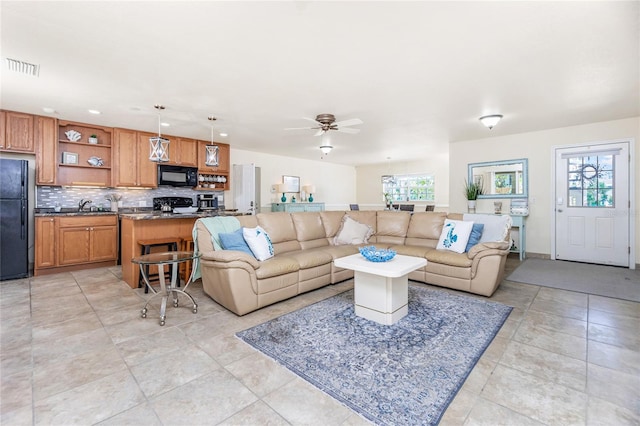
left=1, top=257, right=638, bottom=425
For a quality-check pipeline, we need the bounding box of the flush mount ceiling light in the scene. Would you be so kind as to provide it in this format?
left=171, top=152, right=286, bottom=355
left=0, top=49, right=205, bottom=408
left=5, top=58, right=39, bottom=77
left=149, top=104, right=170, bottom=162
left=479, top=114, right=503, bottom=130
left=88, top=109, right=101, bottom=115
left=320, top=145, right=333, bottom=155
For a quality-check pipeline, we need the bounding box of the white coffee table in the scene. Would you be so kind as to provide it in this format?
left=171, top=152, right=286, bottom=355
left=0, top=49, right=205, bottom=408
left=334, top=253, right=427, bottom=325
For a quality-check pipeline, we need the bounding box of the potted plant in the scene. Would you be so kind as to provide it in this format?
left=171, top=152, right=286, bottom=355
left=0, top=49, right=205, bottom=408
left=464, top=179, right=483, bottom=212
left=88, top=134, right=98, bottom=144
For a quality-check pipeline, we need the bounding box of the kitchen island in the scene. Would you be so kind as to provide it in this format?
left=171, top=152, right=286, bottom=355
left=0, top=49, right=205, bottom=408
left=120, top=211, right=243, bottom=288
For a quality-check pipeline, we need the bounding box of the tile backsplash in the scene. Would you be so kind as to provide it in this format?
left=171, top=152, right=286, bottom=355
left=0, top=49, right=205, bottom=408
left=36, top=186, right=224, bottom=209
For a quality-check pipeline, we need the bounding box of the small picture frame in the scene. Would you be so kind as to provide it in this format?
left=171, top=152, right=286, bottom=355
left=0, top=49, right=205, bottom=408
left=62, top=151, right=79, bottom=165
left=283, top=175, right=300, bottom=193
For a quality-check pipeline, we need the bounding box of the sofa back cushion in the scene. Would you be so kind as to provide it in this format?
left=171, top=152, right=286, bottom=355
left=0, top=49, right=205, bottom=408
left=291, top=212, right=330, bottom=249
left=375, top=210, right=411, bottom=245
left=404, top=212, right=447, bottom=247
left=256, top=212, right=301, bottom=254
left=319, top=211, right=346, bottom=239
left=237, top=215, right=258, bottom=228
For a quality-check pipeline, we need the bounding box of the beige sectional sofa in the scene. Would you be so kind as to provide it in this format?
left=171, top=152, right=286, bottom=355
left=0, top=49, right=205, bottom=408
left=195, top=211, right=511, bottom=316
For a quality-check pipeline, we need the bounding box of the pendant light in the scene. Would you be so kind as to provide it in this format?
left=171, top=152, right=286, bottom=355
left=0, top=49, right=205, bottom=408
left=205, top=116, right=219, bottom=167
left=149, top=104, right=170, bottom=162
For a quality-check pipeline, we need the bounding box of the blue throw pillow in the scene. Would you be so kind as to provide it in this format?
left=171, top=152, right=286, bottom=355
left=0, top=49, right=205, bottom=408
left=219, top=228, right=254, bottom=257
left=465, top=223, right=484, bottom=252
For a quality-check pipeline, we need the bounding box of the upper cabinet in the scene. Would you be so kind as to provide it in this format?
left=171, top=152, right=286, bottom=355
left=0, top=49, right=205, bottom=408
left=35, top=116, right=57, bottom=185
left=197, top=141, right=230, bottom=190
left=168, top=137, right=198, bottom=167
left=1, top=110, right=35, bottom=153
left=57, top=121, right=112, bottom=187
left=112, top=128, right=157, bottom=188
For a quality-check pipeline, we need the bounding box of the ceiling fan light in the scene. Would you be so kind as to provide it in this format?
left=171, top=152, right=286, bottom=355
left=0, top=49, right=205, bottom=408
left=479, top=114, right=503, bottom=129
left=320, top=145, right=333, bottom=155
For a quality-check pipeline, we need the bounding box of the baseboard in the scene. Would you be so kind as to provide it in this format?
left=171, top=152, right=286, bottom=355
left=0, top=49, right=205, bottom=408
left=525, top=252, right=551, bottom=260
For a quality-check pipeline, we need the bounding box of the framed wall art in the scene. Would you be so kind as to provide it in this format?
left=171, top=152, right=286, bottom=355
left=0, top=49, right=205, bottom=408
left=283, top=175, right=300, bottom=192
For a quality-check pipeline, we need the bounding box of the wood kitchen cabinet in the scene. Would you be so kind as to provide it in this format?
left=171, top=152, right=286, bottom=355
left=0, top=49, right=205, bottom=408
left=35, top=116, right=57, bottom=185
left=0, top=110, right=35, bottom=153
left=35, top=217, right=57, bottom=269
left=57, top=121, right=112, bottom=187
left=168, top=137, right=197, bottom=167
left=113, top=128, right=157, bottom=188
left=34, top=215, right=118, bottom=275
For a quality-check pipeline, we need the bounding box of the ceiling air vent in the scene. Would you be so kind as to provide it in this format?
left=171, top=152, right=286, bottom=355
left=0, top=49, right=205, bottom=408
left=5, top=58, right=40, bottom=77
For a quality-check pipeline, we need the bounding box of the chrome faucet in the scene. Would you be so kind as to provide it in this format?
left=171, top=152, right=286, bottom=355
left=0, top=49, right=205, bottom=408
left=78, top=199, right=93, bottom=212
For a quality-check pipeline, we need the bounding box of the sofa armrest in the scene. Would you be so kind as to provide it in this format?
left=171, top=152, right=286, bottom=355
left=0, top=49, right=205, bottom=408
left=201, top=250, right=261, bottom=268
left=467, top=241, right=510, bottom=260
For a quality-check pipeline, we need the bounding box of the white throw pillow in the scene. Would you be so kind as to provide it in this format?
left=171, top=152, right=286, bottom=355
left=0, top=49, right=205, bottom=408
left=242, top=226, right=274, bottom=261
left=333, top=215, right=374, bottom=246
left=436, top=219, right=474, bottom=253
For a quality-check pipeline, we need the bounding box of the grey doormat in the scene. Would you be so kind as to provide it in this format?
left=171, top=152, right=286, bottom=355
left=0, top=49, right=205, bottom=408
left=236, top=286, right=511, bottom=426
left=507, top=258, right=640, bottom=302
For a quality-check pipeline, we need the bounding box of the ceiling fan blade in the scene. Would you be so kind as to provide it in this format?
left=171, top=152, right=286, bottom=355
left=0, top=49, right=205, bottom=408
left=333, top=118, right=363, bottom=128
left=337, top=127, right=360, bottom=134
left=284, top=126, right=317, bottom=131
left=313, top=129, right=325, bottom=137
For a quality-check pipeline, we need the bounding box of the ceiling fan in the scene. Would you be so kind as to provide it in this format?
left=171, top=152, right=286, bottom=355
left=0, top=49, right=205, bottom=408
left=285, top=113, right=363, bottom=136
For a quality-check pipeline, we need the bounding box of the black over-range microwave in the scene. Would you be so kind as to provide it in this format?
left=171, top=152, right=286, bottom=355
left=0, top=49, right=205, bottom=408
left=157, top=165, right=198, bottom=187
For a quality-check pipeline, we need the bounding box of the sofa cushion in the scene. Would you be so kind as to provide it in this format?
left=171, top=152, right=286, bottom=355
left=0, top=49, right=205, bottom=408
left=219, top=228, right=254, bottom=256
left=406, top=212, right=448, bottom=239
left=254, top=256, right=300, bottom=280
left=243, top=226, right=275, bottom=261
left=256, top=212, right=301, bottom=254
left=282, top=249, right=334, bottom=269
left=334, top=216, right=374, bottom=245
left=425, top=249, right=473, bottom=268
left=391, top=244, right=433, bottom=258
left=465, top=223, right=485, bottom=252
left=291, top=212, right=325, bottom=241
left=319, top=211, right=347, bottom=238
left=436, top=219, right=473, bottom=253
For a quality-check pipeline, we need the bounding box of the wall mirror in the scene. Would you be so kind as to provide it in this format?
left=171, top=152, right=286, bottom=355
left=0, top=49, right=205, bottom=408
left=468, top=158, right=528, bottom=199
left=282, top=175, right=300, bottom=192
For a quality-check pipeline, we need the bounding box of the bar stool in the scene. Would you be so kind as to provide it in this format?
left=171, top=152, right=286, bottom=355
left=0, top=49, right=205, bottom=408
left=180, top=236, right=195, bottom=283
left=137, top=237, right=182, bottom=293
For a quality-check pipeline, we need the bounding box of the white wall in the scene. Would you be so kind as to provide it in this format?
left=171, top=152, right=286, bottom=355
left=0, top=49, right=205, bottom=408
left=355, top=153, right=450, bottom=210
left=228, top=148, right=356, bottom=212
left=449, top=117, right=639, bottom=265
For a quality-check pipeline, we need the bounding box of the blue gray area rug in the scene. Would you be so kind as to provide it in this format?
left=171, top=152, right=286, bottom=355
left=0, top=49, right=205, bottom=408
left=236, top=285, right=512, bottom=425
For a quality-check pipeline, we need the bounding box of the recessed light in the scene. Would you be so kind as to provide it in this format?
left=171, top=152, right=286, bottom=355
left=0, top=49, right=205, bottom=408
left=88, top=109, right=101, bottom=115
left=219, top=132, right=228, bottom=137
left=42, top=107, right=56, bottom=114
left=160, top=122, right=170, bottom=127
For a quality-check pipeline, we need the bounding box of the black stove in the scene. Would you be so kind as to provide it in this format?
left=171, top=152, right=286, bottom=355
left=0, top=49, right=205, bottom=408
left=152, top=197, right=194, bottom=211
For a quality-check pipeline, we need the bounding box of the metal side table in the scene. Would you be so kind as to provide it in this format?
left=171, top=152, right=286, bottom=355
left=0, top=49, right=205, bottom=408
left=132, top=251, right=201, bottom=326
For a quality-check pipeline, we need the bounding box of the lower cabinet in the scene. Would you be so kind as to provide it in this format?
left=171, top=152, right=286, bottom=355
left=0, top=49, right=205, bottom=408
left=35, top=217, right=57, bottom=269
left=35, top=215, right=118, bottom=275
left=271, top=202, right=325, bottom=212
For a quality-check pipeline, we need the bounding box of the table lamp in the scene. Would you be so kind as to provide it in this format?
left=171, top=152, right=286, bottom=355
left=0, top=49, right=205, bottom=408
left=304, top=185, right=316, bottom=202
left=278, top=184, right=288, bottom=202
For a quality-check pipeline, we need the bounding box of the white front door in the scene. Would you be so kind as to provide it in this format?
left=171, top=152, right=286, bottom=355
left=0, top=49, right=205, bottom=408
left=554, top=141, right=630, bottom=267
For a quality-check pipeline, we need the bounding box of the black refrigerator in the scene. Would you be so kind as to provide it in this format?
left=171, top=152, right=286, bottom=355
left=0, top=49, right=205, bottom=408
left=0, top=159, right=29, bottom=280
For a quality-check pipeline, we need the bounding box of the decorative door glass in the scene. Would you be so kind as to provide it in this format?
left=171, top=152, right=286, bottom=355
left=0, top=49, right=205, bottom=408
left=567, top=154, right=614, bottom=207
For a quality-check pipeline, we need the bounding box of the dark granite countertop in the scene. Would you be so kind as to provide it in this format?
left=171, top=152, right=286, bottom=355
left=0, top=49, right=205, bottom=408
left=35, top=208, right=245, bottom=219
